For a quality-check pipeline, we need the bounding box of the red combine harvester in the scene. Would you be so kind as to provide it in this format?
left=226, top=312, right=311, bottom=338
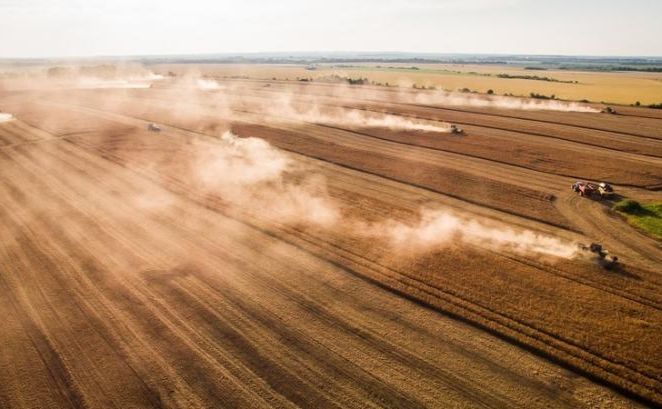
left=572, top=181, right=614, bottom=199
left=572, top=181, right=596, bottom=197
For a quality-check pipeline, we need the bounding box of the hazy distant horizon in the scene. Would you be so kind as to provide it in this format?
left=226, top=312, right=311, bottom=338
left=1, top=0, right=661, bottom=59
left=2, top=51, right=662, bottom=63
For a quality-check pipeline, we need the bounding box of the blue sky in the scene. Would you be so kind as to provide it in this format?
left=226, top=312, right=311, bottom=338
left=1, top=0, right=660, bottom=58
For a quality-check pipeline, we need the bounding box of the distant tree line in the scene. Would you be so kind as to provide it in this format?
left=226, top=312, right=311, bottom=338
left=529, top=92, right=557, bottom=100
left=296, top=75, right=378, bottom=86
left=496, top=73, right=577, bottom=83
left=559, top=65, right=662, bottom=73
left=374, top=65, right=420, bottom=70
left=47, top=64, right=119, bottom=78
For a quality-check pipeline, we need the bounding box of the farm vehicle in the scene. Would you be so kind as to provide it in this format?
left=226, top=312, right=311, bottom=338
left=578, top=243, right=619, bottom=270
left=572, top=181, right=614, bottom=199
left=450, top=124, right=464, bottom=134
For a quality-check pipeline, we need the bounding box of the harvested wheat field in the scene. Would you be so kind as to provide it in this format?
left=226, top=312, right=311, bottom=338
left=156, top=63, right=662, bottom=105
left=1, top=74, right=661, bottom=409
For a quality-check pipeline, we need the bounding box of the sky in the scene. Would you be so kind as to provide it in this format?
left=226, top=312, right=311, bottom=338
left=1, top=0, right=661, bottom=58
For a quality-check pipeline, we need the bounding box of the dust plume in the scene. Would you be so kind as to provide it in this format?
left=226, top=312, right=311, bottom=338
left=411, top=91, right=599, bottom=113
left=265, top=93, right=451, bottom=132
left=363, top=208, right=578, bottom=259
left=193, top=131, right=339, bottom=226
left=195, top=130, right=575, bottom=258
left=0, top=64, right=164, bottom=90
left=192, top=129, right=573, bottom=260
left=75, top=78, right=152, bottom=89
left=0, top=112, right=14, bottom=123
left=74, top=72, right=164, bottom=89
left=196, top=79, right=225, bottom=90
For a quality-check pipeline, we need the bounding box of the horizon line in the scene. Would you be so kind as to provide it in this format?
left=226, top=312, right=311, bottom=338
left=2, top=51, right=662, bottom=61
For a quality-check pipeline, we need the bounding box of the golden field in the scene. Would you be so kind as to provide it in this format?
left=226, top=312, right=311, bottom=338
left=155, top=63, right=662, bottom=105
left=0, top=75, right=661, bottom=407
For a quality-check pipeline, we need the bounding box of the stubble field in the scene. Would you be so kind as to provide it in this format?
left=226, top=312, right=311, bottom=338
left=153, top=63, right=662, bottom=105
left=1, top=71, right=661, bottom=408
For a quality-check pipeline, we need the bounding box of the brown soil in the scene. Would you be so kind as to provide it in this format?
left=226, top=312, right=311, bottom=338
left=1, top=80, right=660, bottom=408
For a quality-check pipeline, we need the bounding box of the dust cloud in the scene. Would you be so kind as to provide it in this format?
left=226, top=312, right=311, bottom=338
left=145, top=75, right=577, bottom=259
left=411, top=91, right=599, bottom=113
left=194, top=131, right=339, bottom=227
left=74, top=72, right=164, bottom=89
left=0, top=68, right=580, bottom=260
left=265, top=94, right=451, bottom=132
left=194, top=130, right=575, bottom=259
left=196, top=79, right=225, bottom=90
left=362, top=208, right=578, bottom=259
left=0, top=64, right=164, bottom=90
left=0, top=112, right=14, bottom=123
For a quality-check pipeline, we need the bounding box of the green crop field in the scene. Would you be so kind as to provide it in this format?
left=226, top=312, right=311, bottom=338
left=615, top=200, right=662, bottom=240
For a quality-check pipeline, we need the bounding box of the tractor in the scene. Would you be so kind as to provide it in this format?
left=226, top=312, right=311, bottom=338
left=147, top=123, right=161, bottom=132
left=601, top=106, right=616, bottom=114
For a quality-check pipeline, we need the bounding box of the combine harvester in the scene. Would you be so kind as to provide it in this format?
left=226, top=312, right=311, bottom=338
left=449, top=124, right=464, bottom=134
left=147, top=123, right=161, bottom=132
left=578, top=243, right=619, bottom=270
left=601, top=106, right=617, bottom=114
left=571, top=181, right=614, bottom=200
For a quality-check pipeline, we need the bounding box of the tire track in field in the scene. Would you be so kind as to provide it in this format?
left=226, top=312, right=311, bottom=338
left=402, top=104, right=662, bottom=141
left=0, top=179, right=143, bottom=409
left=555, top=193, right=662, bottom=272
left=3, top=93, right=660, bottom=404
left=328, top=103, right=662, bottom=160
left=48, top=91, right=661, bottom=195
left=148, top=98, right=660, bottom=268
left=219, top=87, right=662, bottom=158
left=0, top=147, right=281, bottom=408
left=295, top=156, right=662, bottom=308
left=165, top=228, right=524, bottom=407
left=239, top=113, right=660, bottom=189
left=36, top=98, right=574, bottom=231
left=0, top=160, right=176, bottom=409
left=271, top=223, right=662, bottom=405
left=2, top=136, right=552, bottom=404
left=234, top=82, right=662, bottom=140
left=0, top=272, right=86, bottom=409
left=57, top=101, right=659, bottom=302
left=37, top=98, right=662, bottom=302
left=69, top=149, right=606, bottom=408
left=82, top=90, right=662, bottom=191
left=121, top=87, right=662, bottom=162
left=42, top=139, right=520, bottom=407
left=5, top=139, right=500, bottom=404
left=65, top=125, right=662, bottom=405
left=175, top=269, right=510, bottom=408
